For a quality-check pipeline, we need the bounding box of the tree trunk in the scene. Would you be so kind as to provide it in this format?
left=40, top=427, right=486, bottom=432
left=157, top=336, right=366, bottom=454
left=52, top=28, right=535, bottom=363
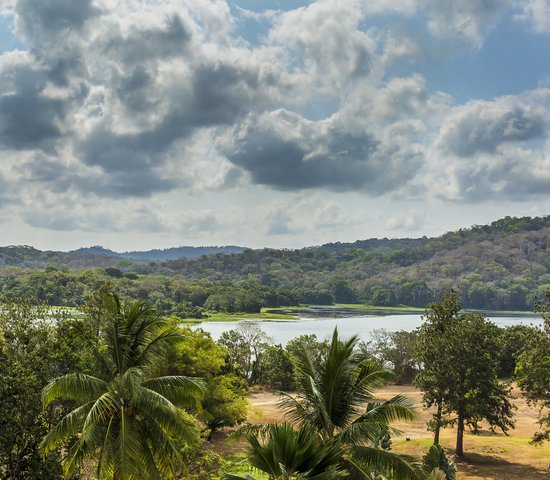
left=456, top=413, right=465, bottom=458
left=433, top=401, right=442, bottom=446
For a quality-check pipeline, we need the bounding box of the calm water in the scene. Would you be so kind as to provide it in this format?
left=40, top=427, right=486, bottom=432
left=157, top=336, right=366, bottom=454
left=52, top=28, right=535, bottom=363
left=195, top=311, right=542, bottom=345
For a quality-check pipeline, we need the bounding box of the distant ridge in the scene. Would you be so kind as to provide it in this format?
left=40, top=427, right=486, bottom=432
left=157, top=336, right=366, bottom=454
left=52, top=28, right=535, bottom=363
left=71, top=245, right=245, bottom=262
left=0, top=244, right=245, bottom=269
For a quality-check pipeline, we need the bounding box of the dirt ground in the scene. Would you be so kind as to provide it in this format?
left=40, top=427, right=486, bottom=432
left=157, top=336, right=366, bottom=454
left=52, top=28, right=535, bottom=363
left=241, top=385, right=550, bottom=480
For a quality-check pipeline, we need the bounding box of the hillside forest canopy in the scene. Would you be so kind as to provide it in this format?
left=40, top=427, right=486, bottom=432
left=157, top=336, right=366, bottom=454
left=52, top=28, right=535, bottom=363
left=0, top=215, right=549, bottom=314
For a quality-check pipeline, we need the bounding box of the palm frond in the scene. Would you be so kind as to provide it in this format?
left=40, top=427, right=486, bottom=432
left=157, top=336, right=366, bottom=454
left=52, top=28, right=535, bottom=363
left=142, top=375, right=205, bottom=407
left=350, top=445, right=421, bottom=480
left=339, top=396, right=415, bottom=446
left=43, top=373, right=107, bottom=407
left=427, top=468, right=447, bottom=480
left=223, top=474, right=257, bottom=480
left=40, top=402, right=94, bottom=454
left=138, top=388, right=200, bottom=442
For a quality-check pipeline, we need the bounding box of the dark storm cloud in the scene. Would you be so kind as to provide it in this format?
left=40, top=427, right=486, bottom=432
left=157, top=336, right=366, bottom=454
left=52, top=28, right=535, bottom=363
left=439, top=103, right=545, bottom=157
left=223, top=110, right=419, bottom=193
left=115, top=66, right=158, bottom=113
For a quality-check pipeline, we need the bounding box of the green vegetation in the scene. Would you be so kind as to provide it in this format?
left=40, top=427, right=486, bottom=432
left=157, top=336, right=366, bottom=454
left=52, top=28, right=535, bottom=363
left=195, top=310, right=298, bottom=323
left=1, top=216, right=550, bottom=313
left=0, top=283, right=548, bottom=478
left=415, top=292, right=515, bottom=457
left=226, top=328, right=420, bottom=479
left=41, top=293, right=205, bottom=478
left=0, top=302, right=84, bottom=480
left=516, top=290, right=550, bottom=444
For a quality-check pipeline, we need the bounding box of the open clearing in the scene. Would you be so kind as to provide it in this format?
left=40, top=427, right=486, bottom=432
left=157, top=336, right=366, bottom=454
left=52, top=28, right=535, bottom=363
left=237, top=385, right=550, bottom=480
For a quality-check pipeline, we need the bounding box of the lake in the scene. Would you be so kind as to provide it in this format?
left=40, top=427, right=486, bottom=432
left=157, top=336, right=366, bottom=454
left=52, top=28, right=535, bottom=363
left=195, top=309, right=542, bottom=345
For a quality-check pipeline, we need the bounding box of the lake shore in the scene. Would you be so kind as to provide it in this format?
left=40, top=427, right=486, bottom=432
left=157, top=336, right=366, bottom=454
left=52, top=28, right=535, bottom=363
left=185, top=303, right=537, bottom=324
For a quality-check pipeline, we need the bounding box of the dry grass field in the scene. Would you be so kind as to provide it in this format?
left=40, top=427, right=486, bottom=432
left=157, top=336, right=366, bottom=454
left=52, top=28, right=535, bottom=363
left=242, top=385, right=550, bottom=480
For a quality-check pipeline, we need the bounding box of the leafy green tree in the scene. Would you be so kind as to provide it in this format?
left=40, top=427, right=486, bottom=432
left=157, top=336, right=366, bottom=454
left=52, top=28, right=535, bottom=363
left=496, top=324, right=536, bottom=378
left=328, top=277, right=357, bottom=304
left=260, top=344, right=294, bottom=390
left=202, top=374, right=248, bottom=434
left=166, top=326, right=248, bottom=434
left=516, top=290, right=550, bottom=445
left=0, top=301, right=81, bottom=480
left=361, top=329, right=420, bottom=384
left=415, top=292, right=462, bottom=445
left=41, top=294, right=205, bottom=479
left=416, top=293, right=514, bottom=458
left=285, top=334, right=326, bottom=363
left=280, top=328, right=419, bottom=479
left=219, top=322, right=273, bottom=384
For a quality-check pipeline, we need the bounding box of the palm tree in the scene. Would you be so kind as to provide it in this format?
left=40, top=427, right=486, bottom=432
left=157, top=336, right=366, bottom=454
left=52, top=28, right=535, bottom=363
left=224, top=423, right=346, bottom=480
left=40, top=294, right=205, bottom=479
left=279, top=328, right=420, bottom=480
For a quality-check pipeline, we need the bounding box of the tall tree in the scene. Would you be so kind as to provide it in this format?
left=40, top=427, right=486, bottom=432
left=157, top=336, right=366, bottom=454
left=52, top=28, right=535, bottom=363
left=41, top=293, right=205, bottom=479
left=516, top=289, right=550, bottom=445
left=416, top=293, right=514, bottom=457
left=415, top=292, right=462, bottom=445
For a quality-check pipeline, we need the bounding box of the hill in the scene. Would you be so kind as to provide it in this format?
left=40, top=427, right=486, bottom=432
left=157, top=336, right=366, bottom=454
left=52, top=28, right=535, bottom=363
left=0, top=215, right=548, bottom=311
left=0, top=244, right=244, bottom=269
left=145, top=215, right=550, bottom=310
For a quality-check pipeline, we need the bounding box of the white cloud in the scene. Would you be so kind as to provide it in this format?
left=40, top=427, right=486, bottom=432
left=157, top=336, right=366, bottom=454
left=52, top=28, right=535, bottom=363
left=427, top=0, right=509, bottom=46
left=516, top=0, right=550, bottom=33
left=427, top=90, right=550, bottom=200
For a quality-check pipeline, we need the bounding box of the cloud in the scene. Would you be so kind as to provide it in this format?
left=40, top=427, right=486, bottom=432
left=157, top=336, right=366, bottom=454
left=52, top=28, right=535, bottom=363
left=516, top=0, right=550, bottom=33
left=427, top=90, right=550, bottom=201
left=221, top=108, right=423, bottom=193
left=427, top=0, right=509, bottom=46
left=365, top=0, right=421, bottom=15
left=434, top=146, right=550, bottom=201
left=0, top=0, right=549, bottom=247
left=385, top=209, right=428, bottom=232
left=15, top=0, right=100, bottom=41
left=436, top=98, right=546, bottom=157
left=0, top=51, right=82, bottom=151
left=0, top=0, right=284, bottom=198
left=267, top=0, right=375, bottom=92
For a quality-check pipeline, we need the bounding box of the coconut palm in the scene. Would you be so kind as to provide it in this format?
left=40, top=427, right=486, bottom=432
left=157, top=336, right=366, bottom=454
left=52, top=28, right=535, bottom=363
left=224, top=423, right=346, bottom=480
left=279, top=328, right=420, bottom=480
left=40, top=294, right=205, bottom=479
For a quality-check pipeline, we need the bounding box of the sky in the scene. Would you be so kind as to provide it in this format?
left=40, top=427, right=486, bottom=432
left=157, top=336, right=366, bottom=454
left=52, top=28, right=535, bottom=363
left=0, top=0, right=549, bottom=252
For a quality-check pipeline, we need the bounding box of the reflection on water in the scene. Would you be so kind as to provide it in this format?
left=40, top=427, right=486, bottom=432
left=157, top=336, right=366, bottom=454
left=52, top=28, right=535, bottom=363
left=196, top=307, right=542, bottom=345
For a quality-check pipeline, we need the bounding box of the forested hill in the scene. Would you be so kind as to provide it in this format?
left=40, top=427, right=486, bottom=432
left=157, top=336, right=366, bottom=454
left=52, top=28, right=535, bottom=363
left=0, top=215, right=548, bottom=311
left=149, top=215, right=550, bottom=310
left=0, top=245, right=244, bottom=268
